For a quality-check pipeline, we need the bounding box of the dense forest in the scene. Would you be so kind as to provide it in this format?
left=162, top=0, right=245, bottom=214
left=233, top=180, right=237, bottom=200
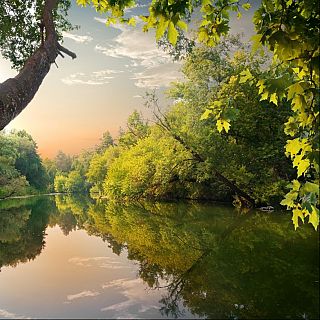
left=0, top=0, right=319, bottom=230
left=1, top=39, right=295, bottom=207
left=52, top=39, right=295, bottom=206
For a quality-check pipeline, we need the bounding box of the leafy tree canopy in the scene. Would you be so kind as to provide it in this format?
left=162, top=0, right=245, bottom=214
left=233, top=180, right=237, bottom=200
left=0, top=0, right=74, bottom=69
left=75, top=0, right=319, bottom=229
left=0, top=0, right=318, bottom=229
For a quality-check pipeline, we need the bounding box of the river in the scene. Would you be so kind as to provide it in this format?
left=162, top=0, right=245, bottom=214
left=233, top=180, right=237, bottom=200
left=0, top=195, right=318, bottom=319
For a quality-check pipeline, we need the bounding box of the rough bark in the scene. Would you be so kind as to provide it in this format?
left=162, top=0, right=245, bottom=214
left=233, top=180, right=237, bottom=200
left=0, top=0, right=76, bottom=130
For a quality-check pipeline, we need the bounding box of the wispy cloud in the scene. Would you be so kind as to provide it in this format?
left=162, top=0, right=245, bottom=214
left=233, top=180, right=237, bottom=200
left=0, top=308, right=31, bottom=319
left=67, top=290, right=100, bottom=301
left=68, top=256, right=129, bottom=269
left=94, top=17, right=182, bottom=88
left=132, top=63, right=182, bottom=88
left=62, top=69, right=123, bottom=86
left=62, top=31, right=93, bottom=43
left=101, top=278, right=160, bottom=317
left=94, top=20, right=171, bottom=69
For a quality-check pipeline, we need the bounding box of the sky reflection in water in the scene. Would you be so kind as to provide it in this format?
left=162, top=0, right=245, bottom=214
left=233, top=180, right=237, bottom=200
left=0, top=195, right=318, bottom=319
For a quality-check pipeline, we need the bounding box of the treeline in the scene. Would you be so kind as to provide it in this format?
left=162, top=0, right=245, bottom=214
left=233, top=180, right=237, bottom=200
left=53, top=38, right=295, bottom=206
left=0, top=39, right=295, bottom=206
left=0, top=130, right=48, bottom=199
left=0, top=130, right=91, bottom=198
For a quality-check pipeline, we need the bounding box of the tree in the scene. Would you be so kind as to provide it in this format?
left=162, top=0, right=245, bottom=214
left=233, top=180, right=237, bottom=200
left=0, top=130, right=49, bottom=198
left=104, top=127, right=192, bottom=200
left=95, top=131, right=114, bottom=154
left=169, top=40, right=293, bottom=204
left=54, top=174, right=67, bottom=193
left=118, top=110, right=150, bottom=148
left=11, top=130, right=48, bottom=190
left=86, top=146, right=120, bottom=196
left=1, top=0, right=318, bottom=228
left=0, top=0, right=76, bottom=129
left=43, top=158, right=58, bottom=191
left=54, top=150, right=72, bottom=173
left=76, top=0, right=318, bottom=228
left=100, top=41, right=292, bottom=205
left=64, top=170, right=87, bottom=193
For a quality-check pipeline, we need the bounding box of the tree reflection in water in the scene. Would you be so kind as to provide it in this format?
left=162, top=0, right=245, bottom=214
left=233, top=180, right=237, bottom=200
left=0, top=195, right=318, bottom=319
left=0, top=197, right=51, bottom=270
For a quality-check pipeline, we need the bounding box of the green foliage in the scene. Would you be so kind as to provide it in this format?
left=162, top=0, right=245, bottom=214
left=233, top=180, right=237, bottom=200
left=73, top=1, right=318, bottom=229
left=54, top=170, right=88, bottom=194
left=86, top=146, right=120, bottom=196
left=0, top=130, right=48, bottom=198
left=54, top=150, right=72, bottom=173
left=43, top=158, right=59, bottom=192
left=104, top=127, right=191, bottom=200
left=12, top=130, right=49, bottom=190
left=167, top=40, right=292, bottom=204
left=54, top=174, right=67, bottom=193
left=239, top=0, right=319, bottom=229
left=1, top=0, right=316, bottom=229
left=118, top=110, right=150, bottom=148
left=63, top=40, right=291, bottom=205
left=95, top=130, right=114, bottom=154
left=0, top=0, right=74, bottom=69
left=65, top=170, right=87, bottom=193
left=0, top=196, right=52, bottom=270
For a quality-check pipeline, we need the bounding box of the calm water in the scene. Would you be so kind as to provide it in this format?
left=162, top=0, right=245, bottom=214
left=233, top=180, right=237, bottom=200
left=0, top=195, right=318, bottom=319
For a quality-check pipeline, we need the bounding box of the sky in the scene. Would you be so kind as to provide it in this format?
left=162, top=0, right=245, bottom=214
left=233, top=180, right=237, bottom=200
left=0, top=1, right=256, bottom=158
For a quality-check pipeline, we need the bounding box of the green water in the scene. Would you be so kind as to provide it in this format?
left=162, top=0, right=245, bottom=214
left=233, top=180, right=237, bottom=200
left=0, top=195, right=319, bottom=319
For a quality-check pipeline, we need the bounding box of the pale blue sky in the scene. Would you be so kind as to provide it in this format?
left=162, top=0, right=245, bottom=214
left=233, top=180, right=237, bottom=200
left=0, top=0, right=257, bottom=157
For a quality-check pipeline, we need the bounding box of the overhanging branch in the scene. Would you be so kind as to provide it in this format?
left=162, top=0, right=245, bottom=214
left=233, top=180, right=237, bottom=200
left=0, top=0, right=76, bottom=130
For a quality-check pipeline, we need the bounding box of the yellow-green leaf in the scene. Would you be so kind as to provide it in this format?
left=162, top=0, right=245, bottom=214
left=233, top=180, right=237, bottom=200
left=176, top=20, right=188, bottom=31
left=200, top=109, right=213, bottom=120
left=296, top=158, right=310, bottom=177
left=156, top=16, right=169, bottom=40
left=216, top=119, right=230, bottom=133
left=287, top=82, right=304, bottom=100
left=76, top=0, right=88, bottom=6
left=291, top=94, right=306, bottom=112
left=260, top=91, right=269, bottom=101
left=269, top=93, right=278, bottom=105
left=285, top=138, right=302, bottom=157
left=167, top=21, right=178, bottom=45
left=128, top=17, right=136, bottom=26
left=280, top=191, right=298, bottom=208
left=256, top=79, right=266, bottom=94
left=308, top=206, right=319, bottom=230
left=300, top=181, right=320, bottom=195
left=242, top=3, right=251, bottom=10
left=198, top=30, right=209, bottom=42
left=292, top=179, right=301, bottom=191
left=251, top=34, right=263, bottom=53
left=239, top=69, right=253, bottom=83
left=292, top=207, right=305, bottom=230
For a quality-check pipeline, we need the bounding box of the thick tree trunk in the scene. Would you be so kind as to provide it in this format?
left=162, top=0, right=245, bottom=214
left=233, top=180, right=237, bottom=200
left=0, top=0, right=76, bottom=130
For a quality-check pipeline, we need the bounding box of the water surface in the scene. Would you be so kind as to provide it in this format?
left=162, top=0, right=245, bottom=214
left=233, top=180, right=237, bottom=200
left=0, top=195, right=318, bottom=319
